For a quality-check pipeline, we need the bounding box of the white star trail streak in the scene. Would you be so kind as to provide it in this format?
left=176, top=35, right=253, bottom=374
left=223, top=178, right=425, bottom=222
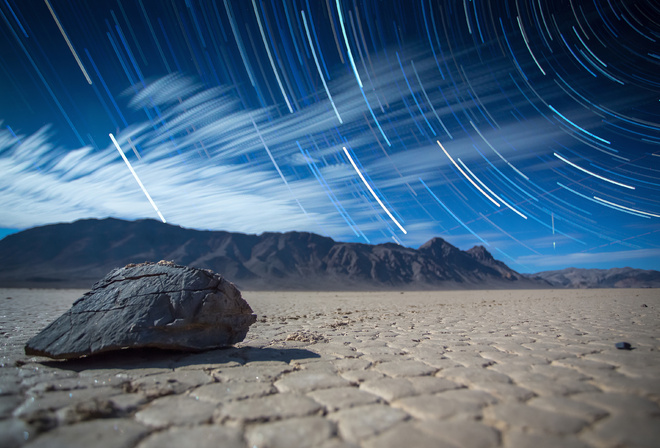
left=301, top=10, right=343, bottom=124
left=251, top=0, right=294, bottom=113
left=437, top=141, right=500, bottom=207
left=342, top=147, right=407, bottom=234
left=593, top=197, right=660, bottom=218
left=336, top=0, right=363, bottom=88
left=554, top=153, right=635, bottom=190
left=44, top=0, right=92, bottom=85
left=109, top=133, right=166, bottom=223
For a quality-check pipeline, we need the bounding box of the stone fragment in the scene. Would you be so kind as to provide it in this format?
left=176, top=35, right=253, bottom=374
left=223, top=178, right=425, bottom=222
left=215, top=393, right=322, bottom=423
left=274, top=370, right=350, bottom=393
left=433, top=388, right=498, bottom=407
left=473, top=382, right=536, bottom=402
left=340, top=369, right=386, bottom=384
left=290, top=359, right=338, bottom=373
left=125, top=370, right=213, bottom=398
left=245, top=416, right=336, bottom=448
left=528, top=396, right=609, bottom=422
left=26, top=375, right=124, bottom=395
left=13, top=387, right=121, bottom=420
left=362, top=421, right=452, bottom=448
left=135, top=394, right=216, bottom=427
left=530, top=364, right=590, bottom=381
left=393, top=394, right=484, bottom=420
left=17, top=368, right=79, bottom=391
left=212, top=363, right=292, bottom=383
left=439, top=366, right=513, bottom=386
left=23, top=418, right=148, bottom=448
left=591, top=370, right=660, bottom=395
left=25, top=261, right=257, bottom=359
left=416, top=420, right=501, bottom=448
left=190, top=380, right=275, bottom=403
left=0, top=394, right=22, bottom=418
left=308, top=386, right=380, bottom=411
left=359, top=376, right=461, bottom=402
left=406, top=376, right=463, bottom=395
left=328, top=404, right=409, bottom=443
left=55, top=397, right=122, bottom=424
left=571, top=392, right=660, bottom=416
left=484, top=402, right=589, bottom=435
left=0, top=418, right=33, bottom=448
left=615, top=341, right=632, bottom=350
left=374, top=360, right=437, bottom=377
left=106, top=393, right=148, bottom=414
left=580, top=414, right=660, bottom=448
left=359, top=378, right=416, bottom=401
left=136, top=425, right=244, bottom=448
left=285, top=331, right=328, bottom=343
left=441, top=352, right=494, bottom=368
left=552, top=357, right=616, bottom=372
left=0, top=370, right=21, bottom=396
left=332, top=358, right=372, bottom=372
left=505, top=431, right=591, bottom=448
left=507, top=371, right=601, bottom=396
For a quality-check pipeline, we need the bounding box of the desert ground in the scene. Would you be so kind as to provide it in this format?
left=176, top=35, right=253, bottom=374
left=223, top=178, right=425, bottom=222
left=0, top=287, right=658, bottom=447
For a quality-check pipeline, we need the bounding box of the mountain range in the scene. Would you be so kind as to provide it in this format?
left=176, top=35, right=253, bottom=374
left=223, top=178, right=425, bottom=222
left=0, top=218, right=541, bottom=290
left=524, top=267, right=660, bottom=289
left=0, top=218, right=657, bottom=290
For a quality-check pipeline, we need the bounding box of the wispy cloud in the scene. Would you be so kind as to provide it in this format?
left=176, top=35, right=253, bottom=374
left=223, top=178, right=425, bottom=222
left=0, top=68, right=432, bottom=239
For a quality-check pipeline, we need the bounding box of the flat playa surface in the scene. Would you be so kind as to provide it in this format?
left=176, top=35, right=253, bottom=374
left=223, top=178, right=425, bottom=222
left=1, top=288, right=659, bottom=447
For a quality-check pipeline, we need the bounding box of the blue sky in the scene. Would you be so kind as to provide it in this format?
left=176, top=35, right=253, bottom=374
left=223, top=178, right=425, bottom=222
left=0, top=0, right=659, bottom=273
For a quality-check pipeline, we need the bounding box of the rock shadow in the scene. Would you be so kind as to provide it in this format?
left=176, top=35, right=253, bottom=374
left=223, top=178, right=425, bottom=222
left=37, top=346, right=320, bottom=372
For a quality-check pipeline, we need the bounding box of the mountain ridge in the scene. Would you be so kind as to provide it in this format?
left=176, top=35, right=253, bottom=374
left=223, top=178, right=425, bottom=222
left=0, top=218, right=544, bottom=290
left=525, top=267, right=660, bottom=289
left=1, top=218, right=656, bottom=290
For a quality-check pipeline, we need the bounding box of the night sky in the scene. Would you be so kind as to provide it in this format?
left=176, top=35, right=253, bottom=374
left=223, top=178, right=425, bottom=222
left=1, top=0, right=659, bottom=273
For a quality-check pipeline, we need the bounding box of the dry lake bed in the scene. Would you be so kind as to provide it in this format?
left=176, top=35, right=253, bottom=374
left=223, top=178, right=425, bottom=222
left=1, top=288, right=659, bottom=447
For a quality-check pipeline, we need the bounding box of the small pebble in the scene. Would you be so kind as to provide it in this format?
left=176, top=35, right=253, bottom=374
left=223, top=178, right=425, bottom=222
left=615, top=342, right=632, bottom=350
left=641, top=304, right=648, bottom=308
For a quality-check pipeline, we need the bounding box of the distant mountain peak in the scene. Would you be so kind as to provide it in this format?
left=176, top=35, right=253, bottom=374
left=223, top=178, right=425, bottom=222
left=419, top=236, right=449, bottom=248
left=525, top=267, right=660, bottom=289
left=418, top=237, right=459, bottom=258
left=467, top=245, right=494, bottom=262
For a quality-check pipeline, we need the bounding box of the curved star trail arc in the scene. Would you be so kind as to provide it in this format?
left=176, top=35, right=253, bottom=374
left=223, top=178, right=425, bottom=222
left=0, top=0, right=658, bottom=272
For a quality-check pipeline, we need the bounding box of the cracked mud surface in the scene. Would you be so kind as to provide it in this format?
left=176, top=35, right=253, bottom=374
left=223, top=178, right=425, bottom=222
left=1, top=288, right=659, bottom=447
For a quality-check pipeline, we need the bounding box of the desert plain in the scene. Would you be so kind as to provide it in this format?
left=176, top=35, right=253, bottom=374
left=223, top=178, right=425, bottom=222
left=0, top=287, right=658, bottom=448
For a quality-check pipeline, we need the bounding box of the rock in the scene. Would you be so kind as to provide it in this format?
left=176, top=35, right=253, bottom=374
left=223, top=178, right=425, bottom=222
left=615, top=342, right=632, bottom=350
left=25, top=261, right=257, bottom=359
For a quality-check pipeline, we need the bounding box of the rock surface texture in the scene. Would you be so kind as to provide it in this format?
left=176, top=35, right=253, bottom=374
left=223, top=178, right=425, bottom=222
left=24, top=261, right=257, bottom=359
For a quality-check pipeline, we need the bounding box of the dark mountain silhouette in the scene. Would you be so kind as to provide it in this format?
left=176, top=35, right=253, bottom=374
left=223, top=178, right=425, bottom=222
left=526, top=267, right=660, bottom=289
left=0, top=218, right=548, bottom=290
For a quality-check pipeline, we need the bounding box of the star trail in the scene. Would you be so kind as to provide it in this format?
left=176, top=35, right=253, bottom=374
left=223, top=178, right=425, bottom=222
left=0, top=0, right=658, bottom=272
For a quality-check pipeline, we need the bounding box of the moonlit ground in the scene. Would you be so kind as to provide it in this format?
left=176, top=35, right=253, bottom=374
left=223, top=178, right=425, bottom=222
left=1, top=288, right=659, bottom=447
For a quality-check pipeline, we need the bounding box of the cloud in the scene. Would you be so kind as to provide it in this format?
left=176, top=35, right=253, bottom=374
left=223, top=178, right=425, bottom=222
left=0, top=68, right=435, bottom=240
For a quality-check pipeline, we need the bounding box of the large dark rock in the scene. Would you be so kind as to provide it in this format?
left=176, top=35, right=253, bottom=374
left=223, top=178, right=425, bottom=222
left=25, top=261, right=257, bottom=359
